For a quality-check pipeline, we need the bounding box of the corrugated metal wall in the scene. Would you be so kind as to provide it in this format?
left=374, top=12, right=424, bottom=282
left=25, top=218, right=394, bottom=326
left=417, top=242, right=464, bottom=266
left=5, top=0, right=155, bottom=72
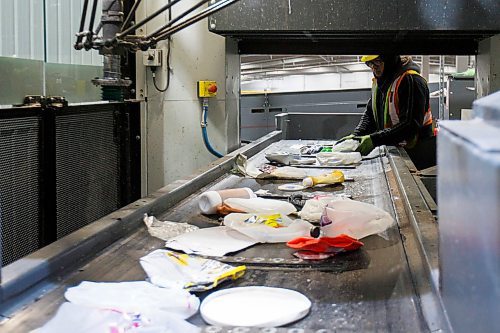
left=0, top=0, right=102, bottom=65
left=0, top=0, right=44, bottom=60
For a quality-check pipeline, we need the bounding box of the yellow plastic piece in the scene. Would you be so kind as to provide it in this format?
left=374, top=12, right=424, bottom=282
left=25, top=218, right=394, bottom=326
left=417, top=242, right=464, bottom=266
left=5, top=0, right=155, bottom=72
left=303, top=170, right=345, bottom=187
left=212, top=265, right=246, bottom=287
left=197, top=80, right=218, bottom=97
left=261, top=214, right=284, bottom=228
left=184, top=265, right=246, bottom=291
left=361, top=55, right=380, bottom=62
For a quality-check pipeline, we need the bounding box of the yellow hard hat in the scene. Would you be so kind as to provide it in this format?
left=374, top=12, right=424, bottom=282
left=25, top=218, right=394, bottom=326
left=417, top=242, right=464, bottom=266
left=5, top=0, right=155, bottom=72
left=361, top=55, right=380, bottom=62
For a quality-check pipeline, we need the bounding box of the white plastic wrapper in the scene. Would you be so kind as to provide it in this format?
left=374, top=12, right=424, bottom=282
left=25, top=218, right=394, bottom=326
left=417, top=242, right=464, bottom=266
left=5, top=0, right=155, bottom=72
left=316, top=152, right=362, bottom=166
left=320, top=199, right=395, bottom=239
left=224, top=213, right=313, bottom=243
left=269, top=166, right=308, bottom=179
left=143, top=214, right=199, bottom=240
left=224, top=197, right=297, bottom=215
left=31, top=302, right=200, bottom=333
left=164, top=226, right=258, bottom=257
left=65, top=281, right=200, bottom=320
left=140, top=249, right=246, bottom=291
left=265, top=152, right=295, bottom=165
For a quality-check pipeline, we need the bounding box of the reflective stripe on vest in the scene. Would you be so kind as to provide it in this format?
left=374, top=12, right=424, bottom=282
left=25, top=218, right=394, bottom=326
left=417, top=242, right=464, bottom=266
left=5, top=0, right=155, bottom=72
left=372, top=70, right=433, bottom=129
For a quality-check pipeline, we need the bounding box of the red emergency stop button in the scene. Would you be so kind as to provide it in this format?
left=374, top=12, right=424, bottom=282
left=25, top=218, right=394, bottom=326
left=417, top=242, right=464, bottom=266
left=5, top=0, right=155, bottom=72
left=208, top=84, right=217, bottom=93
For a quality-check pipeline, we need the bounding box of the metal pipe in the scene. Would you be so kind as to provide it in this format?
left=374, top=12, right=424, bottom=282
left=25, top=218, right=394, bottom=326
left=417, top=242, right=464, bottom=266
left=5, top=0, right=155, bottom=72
left=88, top=0, right=99, bottom=33
left=121, top=0, right=143, bottom=30
left=117, top=0, right=183, bottom=38
left=75, top=0, right=90, bottom=44
left=146, top=0, right=210, bottom=39
left=153, top=0, right=238, bottom=42
left=102, top=0, right=123, bottom=38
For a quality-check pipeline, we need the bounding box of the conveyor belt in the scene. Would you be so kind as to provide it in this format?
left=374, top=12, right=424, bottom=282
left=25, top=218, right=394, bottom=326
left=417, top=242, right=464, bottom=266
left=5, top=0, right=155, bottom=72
left=0, top=140, right=440, bottom=332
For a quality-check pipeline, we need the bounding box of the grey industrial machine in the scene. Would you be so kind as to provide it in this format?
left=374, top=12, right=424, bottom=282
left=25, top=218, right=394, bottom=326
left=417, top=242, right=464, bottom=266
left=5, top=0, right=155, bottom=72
left=241, top=89, right=369, bottom=141
left=438, top=91, right=500, bottom=333
left=445, top=76, right=475, bottom=119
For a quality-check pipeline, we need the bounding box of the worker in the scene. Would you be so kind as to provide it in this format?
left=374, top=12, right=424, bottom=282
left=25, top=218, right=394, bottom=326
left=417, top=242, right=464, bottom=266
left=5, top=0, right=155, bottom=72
left=342, top=54, right=436, bottom=169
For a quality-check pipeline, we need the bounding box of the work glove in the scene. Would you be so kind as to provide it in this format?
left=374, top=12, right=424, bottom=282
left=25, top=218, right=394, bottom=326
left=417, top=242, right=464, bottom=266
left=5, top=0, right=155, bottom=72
left=354, top=135, right=374, bottom=156
left=335, top=134, right=355, bottom=145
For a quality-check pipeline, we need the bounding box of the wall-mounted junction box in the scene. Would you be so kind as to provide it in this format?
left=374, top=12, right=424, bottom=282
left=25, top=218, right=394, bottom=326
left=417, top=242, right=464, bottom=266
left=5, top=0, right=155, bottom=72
left=143, top=49, right=163, bottom=67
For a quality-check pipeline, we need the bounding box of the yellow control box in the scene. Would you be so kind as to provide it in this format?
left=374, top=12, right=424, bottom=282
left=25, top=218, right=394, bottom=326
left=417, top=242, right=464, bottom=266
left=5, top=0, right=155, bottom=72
left=197, top=80, right=218, bottom=98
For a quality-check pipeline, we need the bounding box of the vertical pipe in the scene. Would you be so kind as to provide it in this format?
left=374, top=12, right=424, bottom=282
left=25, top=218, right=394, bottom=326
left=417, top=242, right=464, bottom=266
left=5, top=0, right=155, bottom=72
left=421, top=56, right=430, bottom=82
left=42, top=0, right=47, bottom=95
left=0, top=190, right=2, bottom=284
left=439, top=55, right=445, bottom=120
left=456, top=56, right=468, bottom=73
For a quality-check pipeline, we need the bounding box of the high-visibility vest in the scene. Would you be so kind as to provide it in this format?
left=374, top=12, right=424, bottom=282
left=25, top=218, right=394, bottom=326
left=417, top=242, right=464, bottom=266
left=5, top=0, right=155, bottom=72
left=371, top=70, right=433, bottom=147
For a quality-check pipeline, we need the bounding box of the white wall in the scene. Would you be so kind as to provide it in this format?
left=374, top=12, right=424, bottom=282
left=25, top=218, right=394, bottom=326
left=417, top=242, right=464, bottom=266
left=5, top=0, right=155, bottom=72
left=0, top=0, right=101, bottom=65
left=45, top=0, right=102, bottom=65
left=0, top=0, right=44, bottom=60
left=241, top=70, right=444, bottom=93
left=241, top=72, right=374, bottom=93
left=138, top=0, right=238, bottom=193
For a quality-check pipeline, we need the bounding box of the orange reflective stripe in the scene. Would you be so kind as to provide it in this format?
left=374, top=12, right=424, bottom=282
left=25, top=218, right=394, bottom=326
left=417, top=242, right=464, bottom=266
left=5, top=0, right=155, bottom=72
left=392, top=70, right=433, bottom=127
left=423, top=106, right=433, bottom=126
left=393, top=71, right=413, bottom=114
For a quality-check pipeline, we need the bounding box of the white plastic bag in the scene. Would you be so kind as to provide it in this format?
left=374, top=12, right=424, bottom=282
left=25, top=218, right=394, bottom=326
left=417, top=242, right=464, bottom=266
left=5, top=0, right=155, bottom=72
left=65, top=281, right=200, bottom=320
left=31, top=302, right=200, bottom=333
left=224, top=197, right=297, bottom=215
left=224, top=213, right=313, bottom=243
left=320, top=199, right=394, bottom=239
left=316, top=152, right=362, bottom=166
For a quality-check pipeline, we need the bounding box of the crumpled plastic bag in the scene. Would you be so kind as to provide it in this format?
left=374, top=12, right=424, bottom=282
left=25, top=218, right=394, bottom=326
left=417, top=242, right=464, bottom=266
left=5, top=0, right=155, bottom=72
left=235, top=153, right=262, bottom=178
left=332, top=139, right=360, bottom=152
left=65, top=281, right=200, bottom=320
left=140, top=249, right=246, bottom=292
left=143, top=214, right=199, bottom=240
left=320, top=199, right=395, bottom=239
left=287, top=234, right=363, bottom=253
left=298, top=195, right=348, bottom=222
left=224, top=197, right=297, bottom=215
left=316, top=152, right=362, bottom=166
left=224, top=213, right=313, bottom=243
left=31, top=302, right=200, bottom=333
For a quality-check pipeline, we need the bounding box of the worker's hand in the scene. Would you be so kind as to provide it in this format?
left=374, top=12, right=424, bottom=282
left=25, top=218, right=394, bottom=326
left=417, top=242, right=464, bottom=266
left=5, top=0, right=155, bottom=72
left=335, top=134, right=355, bottom=145
left=354, top=135, right=374, bottom=155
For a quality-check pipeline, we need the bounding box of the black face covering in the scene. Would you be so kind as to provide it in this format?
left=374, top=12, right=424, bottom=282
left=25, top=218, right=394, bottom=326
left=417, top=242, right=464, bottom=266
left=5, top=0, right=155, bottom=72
left=378, top=54, right=402, bottom=89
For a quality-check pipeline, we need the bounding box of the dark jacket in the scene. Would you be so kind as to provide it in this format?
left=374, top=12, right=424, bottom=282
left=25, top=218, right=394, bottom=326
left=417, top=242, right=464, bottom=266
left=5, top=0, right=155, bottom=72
left=353, top=57, right=433, bottom=147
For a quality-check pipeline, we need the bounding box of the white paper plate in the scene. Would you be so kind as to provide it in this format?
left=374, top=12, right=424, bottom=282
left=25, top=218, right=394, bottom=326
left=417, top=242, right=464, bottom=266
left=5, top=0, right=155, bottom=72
left=200, top=286, right=311, bottom=327
left=278, top=183, right=305, bottom=191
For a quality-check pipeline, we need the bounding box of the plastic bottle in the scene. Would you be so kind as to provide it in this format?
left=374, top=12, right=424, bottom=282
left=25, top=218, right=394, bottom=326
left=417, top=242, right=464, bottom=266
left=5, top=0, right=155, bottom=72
left=302, top=170, right=345, bottom=188
left=198, top=188, right=256, bottom=214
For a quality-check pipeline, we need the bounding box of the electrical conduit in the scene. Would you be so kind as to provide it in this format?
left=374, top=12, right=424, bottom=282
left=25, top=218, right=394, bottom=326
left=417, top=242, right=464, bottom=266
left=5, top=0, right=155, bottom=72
left=201, top=98, right=223, bottom=158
